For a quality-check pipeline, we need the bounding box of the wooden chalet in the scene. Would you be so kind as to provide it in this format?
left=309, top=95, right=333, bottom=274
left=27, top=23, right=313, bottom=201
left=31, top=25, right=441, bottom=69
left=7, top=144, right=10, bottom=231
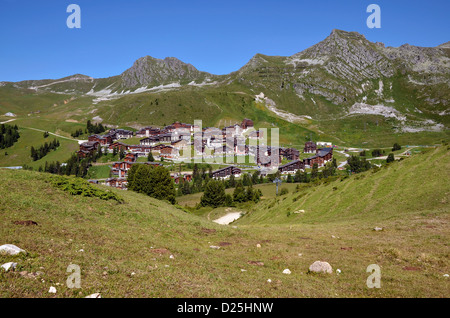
left=124, top=152, right=137, bottom=163
left=160, top=145, right=179, bottom=158
left=77, top=141, right=100, bottom=158
left=304, top=141, right=317, bottom=153
left=108, top=142, right=128, bottom=152
left=140, top=136, right=160, bottom=146
left=278, top=159, right=304, bottom=174
left=136, top=127, right=161, bottom=138
left=105, top=177, right=128, bottom=190
left=282, top=148, right=300, bottom=160
left=241, top=118, right=254, bottom=130
left=88, top=134, right=113, bottom=145
left=211, top=166, right=242, bottom=179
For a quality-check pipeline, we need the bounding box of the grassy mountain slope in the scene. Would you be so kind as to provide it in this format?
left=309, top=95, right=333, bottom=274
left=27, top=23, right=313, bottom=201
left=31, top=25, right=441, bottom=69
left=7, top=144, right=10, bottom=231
left=237, top=146, right=450, bottom=225
left=1, top=148, right=449, bottom=297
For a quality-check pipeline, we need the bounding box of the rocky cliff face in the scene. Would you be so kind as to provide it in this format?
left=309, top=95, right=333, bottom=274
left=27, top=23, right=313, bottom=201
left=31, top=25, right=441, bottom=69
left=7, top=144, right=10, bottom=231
left=235, top=29, right=449, bottom=111
left=120, top=56, right=213, bottom=88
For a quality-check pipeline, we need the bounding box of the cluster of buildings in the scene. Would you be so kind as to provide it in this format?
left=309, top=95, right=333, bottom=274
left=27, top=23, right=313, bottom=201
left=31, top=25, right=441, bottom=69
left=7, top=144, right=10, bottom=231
left=79, top=119, right=333, bottom=189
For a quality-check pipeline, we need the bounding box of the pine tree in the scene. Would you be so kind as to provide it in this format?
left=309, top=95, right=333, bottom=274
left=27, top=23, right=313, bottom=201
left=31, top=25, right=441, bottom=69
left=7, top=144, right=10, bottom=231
left=233, top=181, right=246, bottom=203
left=200, top=179, right=226, bottom=207
left=147, top=151, right=154, bottom=162
left=386, top=153, right=395, bottom=163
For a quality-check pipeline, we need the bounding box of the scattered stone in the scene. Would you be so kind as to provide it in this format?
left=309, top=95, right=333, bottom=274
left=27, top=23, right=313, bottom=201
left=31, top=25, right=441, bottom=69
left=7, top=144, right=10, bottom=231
left=443, top=274, right=449, bottom=278
left=78, top=249, right=84, bottom=252
left=13, top=220, right=38, bottom=226
left=240, top=269, right=247, bottom=272
left=256, top=244, right=261, bottom=248
left=267, top=279, right=272, bottom=283
left=201, top=228, right=216, bottom=234
left=309, top=261, right=333, bottom=274
left=402, top=266, right=421, bottom=271
left=85, top=293, right=101, bottom=298
left=209, top=246, right=220, bottom=250
left=150, top=248, right=170, bottom=255
left=282, top=269, right=291, bottom=275
left=374, top=227, right=383, bottom=231
left=336, top=269, right=342, bottom=274
left=130, top=272, right=136, bottom=276
left=0, top=244, right=26, bottom=255
left=294, top=210, right=305, bottom=214
left=48, top=286, right=57, bottom=293
left=331, top=235, right=340, bottom=239
left=1, top=262, right=17, bottom=272
left=169, top=255, right=174, bottom=259
left=247, top=261, right=264, bottom=266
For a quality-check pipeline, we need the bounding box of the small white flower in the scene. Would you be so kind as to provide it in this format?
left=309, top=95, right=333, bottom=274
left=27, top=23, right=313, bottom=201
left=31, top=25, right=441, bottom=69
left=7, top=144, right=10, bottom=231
left=282, top=269, right=291, bottom=275
left=48, top=286, right=57, bottom=293
left=169, top=255, right=174, bottom=259
left=444, top=274, right=449, bottom=278
left=336, top=269, right=342, bottom=274
left=267, top=279, right=272, bottom=283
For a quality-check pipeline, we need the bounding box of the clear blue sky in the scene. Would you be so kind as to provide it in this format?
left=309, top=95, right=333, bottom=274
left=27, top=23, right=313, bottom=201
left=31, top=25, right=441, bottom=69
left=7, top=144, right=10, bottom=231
left=0, top=0, right=448, bottom=81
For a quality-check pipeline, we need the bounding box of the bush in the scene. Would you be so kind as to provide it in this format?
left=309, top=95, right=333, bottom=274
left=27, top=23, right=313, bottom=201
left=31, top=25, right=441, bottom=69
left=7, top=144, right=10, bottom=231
left=49, top=175, right=123, bottom=203
left=392, top=143, right=402, bottom=151
left=279, top=188, right=289, bottom=196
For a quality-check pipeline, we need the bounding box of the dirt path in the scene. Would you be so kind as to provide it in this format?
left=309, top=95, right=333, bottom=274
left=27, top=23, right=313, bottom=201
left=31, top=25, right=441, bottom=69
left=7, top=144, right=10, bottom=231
left=23, top=127, right=86, bottom=144
left=213, top=212, right=242, bottom=225
left=0, top=118, right=16, bottom=124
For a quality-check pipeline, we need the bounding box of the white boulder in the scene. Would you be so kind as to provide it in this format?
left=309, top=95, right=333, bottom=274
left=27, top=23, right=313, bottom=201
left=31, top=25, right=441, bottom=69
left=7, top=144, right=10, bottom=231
left=309, top=261, right=333, bottom=274
left=0, top=244, right=26, bottom=255
left=1, top=262, right=17, bottom=272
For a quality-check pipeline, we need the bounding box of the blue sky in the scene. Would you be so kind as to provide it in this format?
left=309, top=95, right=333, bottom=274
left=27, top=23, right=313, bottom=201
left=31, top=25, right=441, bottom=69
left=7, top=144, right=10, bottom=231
left=0, top=0, right=448, bottom=81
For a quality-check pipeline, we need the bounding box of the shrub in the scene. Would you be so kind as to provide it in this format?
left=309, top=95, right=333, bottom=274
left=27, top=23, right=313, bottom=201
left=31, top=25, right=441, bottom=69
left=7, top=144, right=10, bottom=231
left=49, top=175, right=123, bottom=203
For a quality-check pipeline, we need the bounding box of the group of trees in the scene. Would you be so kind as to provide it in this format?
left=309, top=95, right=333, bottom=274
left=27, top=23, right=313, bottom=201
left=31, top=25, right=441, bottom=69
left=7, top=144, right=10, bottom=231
left=71, top=128, right=84, bottom=138
left=199, top=179, right=262, bottom=208
left=127, top=164, right=176, bottom=204
left=30, top=139, right=60, bottom=161
left=24, top=154, right=91, bottom=178
left=346, top=155, right=372, bottom=173
left=86, top=120, right=107, bottom=135
left=0, top=124, right=20, bottom=149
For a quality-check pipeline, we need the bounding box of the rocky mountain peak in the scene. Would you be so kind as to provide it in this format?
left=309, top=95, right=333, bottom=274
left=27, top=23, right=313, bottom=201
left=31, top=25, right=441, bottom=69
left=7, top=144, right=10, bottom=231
left=120, top=55, right=211, bottom=88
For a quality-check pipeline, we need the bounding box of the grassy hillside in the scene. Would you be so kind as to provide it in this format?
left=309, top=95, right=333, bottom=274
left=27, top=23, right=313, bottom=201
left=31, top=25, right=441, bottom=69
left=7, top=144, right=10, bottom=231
left=1, top=148, right=449, bottom=298
left=237, top=146, right=450, bottom=225
left=0, top=127, right=79, bottom=169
